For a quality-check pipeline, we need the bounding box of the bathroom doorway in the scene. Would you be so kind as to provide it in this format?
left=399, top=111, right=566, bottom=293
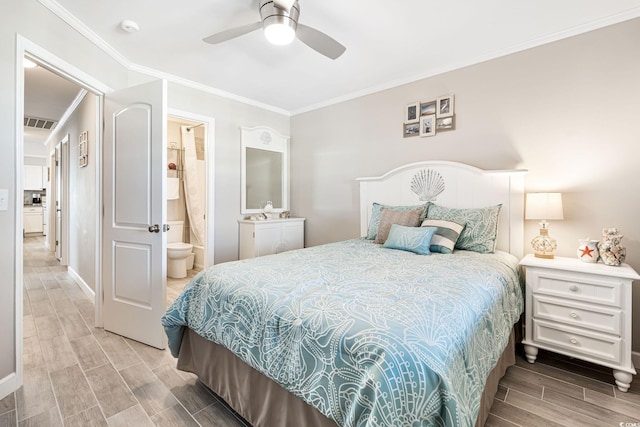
left=166, top=110, right=215, bottom=304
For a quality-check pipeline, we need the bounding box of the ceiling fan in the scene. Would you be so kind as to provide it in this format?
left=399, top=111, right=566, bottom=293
left=202, top=0, right=346, bottom=60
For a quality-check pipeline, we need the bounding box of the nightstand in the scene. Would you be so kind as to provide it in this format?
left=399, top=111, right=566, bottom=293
left=520, top=254, right=639, bottom=392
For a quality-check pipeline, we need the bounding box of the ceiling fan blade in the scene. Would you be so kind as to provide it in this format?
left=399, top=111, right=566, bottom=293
left=203, top=21, right=263, bottom=44
left=296, top=24, right=346, bottom=59
left=273, top=0, right=296, bottom=12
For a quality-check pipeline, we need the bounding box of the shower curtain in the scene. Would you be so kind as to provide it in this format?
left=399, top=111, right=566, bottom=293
left=181, top=126, right=205, bottom=247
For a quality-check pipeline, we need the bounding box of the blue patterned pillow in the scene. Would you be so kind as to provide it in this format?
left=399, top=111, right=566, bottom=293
left=383, top=224, right=437, bottom=255
left=366, top=202, right=430, bottom=240
left=420, top=219, right=466, bottom=254
left=426, top=204, right=502, bottom=254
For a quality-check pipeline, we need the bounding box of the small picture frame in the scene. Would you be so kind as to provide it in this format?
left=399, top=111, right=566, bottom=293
left=436, top=116, right=455, bottom=131
left=79, top=131, right=88, bottom=168
left=419, top=114, right=436, bottom=137
left=403, top=122, right=420, bottom=138
left=436, top=94, right=454, bottom=118
left=405, top=102, right=419, bottom=124
left=420, top=101, right=436, bottom=116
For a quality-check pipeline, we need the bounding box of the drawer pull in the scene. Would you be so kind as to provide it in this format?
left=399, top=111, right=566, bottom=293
left=569, top=285, right=579, bottom=292
left=569, top=337, right=579, bottom=345
left=570, top=312, right=578, bottom=319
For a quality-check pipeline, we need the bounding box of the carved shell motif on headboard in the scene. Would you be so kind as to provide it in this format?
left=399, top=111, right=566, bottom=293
left=410, top=169, right=445, bottom=202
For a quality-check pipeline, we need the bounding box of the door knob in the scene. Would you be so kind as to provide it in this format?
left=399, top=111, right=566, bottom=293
left=148, top=224, right=160, bottom=233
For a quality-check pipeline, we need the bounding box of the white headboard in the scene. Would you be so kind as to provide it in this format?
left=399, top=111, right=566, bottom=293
left=357, top=161, right=527, bottom=258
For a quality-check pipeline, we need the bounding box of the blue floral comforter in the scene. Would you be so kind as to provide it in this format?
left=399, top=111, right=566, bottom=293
left=162, top=238, right=523, bottom=427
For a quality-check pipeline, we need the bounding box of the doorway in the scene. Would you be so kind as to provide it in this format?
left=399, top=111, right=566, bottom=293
left=167, top=110, right=216, bottom=267
left=14, top=37, right=107, bottom=392
left=15, top=38, right=215, bottom=385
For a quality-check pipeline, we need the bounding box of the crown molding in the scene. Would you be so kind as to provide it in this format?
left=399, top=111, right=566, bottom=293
left=37, top=0, right=290, bottom=116
left=128, top=62, right=290, bottom=116
left=39, top=0, right=640, bottom=117
left=291, top=7, right=640, bottom=115
left=38, top=0, right=132, bottom=67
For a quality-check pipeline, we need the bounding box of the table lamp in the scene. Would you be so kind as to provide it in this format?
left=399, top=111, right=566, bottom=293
left=525, top=192, right=564, bottom=259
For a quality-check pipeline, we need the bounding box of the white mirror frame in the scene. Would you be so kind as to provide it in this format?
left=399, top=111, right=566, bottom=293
left=240, top=126, right=290, bottom=214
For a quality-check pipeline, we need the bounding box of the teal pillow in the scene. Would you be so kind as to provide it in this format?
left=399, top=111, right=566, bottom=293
left=420, top=219, right=466, bottom=254
left=383, top=224, right=437, bottom=255
left=426, top=204, right=502, bottom=254
left=366, top=202, right=430, bottom=240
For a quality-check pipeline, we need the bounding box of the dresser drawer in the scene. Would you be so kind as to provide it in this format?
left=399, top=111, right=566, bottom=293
left=531, top=270, right=621, bottom=307
left=532, top=319, right=621, bottom=364
left=533, top=295, right=621, bottom=335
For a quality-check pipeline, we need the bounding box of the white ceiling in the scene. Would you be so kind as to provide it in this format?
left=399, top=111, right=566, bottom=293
left=25, top=0, right=640, bottom=144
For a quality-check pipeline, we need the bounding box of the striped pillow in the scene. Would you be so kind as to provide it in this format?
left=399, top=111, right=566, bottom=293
left=421, top=219, right=465, bottom=254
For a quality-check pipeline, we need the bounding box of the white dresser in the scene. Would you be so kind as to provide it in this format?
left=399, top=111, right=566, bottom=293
left=520, top=254, right=639, bottom=391
left=238, top=217, right=305, bottom=260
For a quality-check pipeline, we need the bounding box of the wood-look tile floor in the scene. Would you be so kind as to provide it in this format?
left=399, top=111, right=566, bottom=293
left=0, top=236, right=247, bottom=427
left=1, top=236, right=640, bottom=426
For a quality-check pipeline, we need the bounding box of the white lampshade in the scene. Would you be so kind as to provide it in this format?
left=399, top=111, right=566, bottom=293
left=525, top=193, right=564, bottom=221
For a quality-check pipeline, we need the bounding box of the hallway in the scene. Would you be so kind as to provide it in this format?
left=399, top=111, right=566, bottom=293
left=0, top=236, right=246, bottom=426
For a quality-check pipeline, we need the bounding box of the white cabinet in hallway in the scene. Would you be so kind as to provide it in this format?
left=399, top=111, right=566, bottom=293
left=24, top=165, right=46, bottom=190
left=24, top=206, right=43, bottom=234
left=238, top=217, right=305, bottom=259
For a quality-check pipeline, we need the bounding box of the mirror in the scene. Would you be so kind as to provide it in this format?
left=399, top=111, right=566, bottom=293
left=241, top=126, right=289, bottom=214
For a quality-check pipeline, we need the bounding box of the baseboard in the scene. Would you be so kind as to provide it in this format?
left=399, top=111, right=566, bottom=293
left=67, top=266, right=95, bottom=300
left=0, top=372, right=17, bottom=401
left=632, top=351, right=640, bottom=370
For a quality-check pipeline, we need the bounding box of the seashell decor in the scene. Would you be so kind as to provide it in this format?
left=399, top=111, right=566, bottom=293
left=600, top=228, right=626, bottom=266
left=411, top=169, right=445, bottom=202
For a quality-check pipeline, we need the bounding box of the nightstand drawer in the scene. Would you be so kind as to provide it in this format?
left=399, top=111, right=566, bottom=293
left=532, top=271, right=621, bottom=307
left=533, top=295, right=621, bottom=335
left=532, top=319, right=621, bottom=364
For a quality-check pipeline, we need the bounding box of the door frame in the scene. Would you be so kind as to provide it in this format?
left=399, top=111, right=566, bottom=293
left=13, top=35, right=109, bottom=392
left=54, top=134, right=70, bottom=265
left=168, top=109, right=216, bottom=268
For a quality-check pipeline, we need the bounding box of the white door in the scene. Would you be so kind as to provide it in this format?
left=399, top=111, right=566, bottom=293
left=102, top=80, right=167, bottom=349
left=54, top=144, right=62, bottom=260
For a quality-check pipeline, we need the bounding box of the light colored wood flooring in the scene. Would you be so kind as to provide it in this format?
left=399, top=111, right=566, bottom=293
left=1, top=235, right=640, bottom=426
left=0, top=235, right=247, bottom=427
left=488, top=348, right=640, bottom=426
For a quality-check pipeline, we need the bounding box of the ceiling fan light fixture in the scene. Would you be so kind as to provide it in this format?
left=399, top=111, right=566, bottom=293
left=264, top=22, right=296, bottom=45
left=260, top=0, right=299, bottom=45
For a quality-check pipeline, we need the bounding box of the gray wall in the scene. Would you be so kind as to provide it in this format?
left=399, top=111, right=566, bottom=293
left=46, top=92, right=98, bottom=291
left=165, top=82, right=290, bottom=263
left=290, top=19, right=640, bottom=350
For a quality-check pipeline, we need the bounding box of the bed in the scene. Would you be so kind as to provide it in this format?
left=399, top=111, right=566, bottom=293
left=162, top=161, right=527, bottom=427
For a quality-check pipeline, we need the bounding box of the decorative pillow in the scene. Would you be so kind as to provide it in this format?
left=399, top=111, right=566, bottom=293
left=366, top=202, right=430, bottom=240
left=426, top=204, right=502, bottom=254
left=374, top=208, right=424, bottom=244
left=383, top=224, right=437, bottom=255
left=420, top=219, right=466, bottom=254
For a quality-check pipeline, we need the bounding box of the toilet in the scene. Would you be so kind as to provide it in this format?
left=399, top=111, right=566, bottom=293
left=167, top=220, right=194, bottom=279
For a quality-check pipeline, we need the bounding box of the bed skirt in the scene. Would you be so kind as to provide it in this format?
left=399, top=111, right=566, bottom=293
left=176, top=328, right=516, bottom=427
